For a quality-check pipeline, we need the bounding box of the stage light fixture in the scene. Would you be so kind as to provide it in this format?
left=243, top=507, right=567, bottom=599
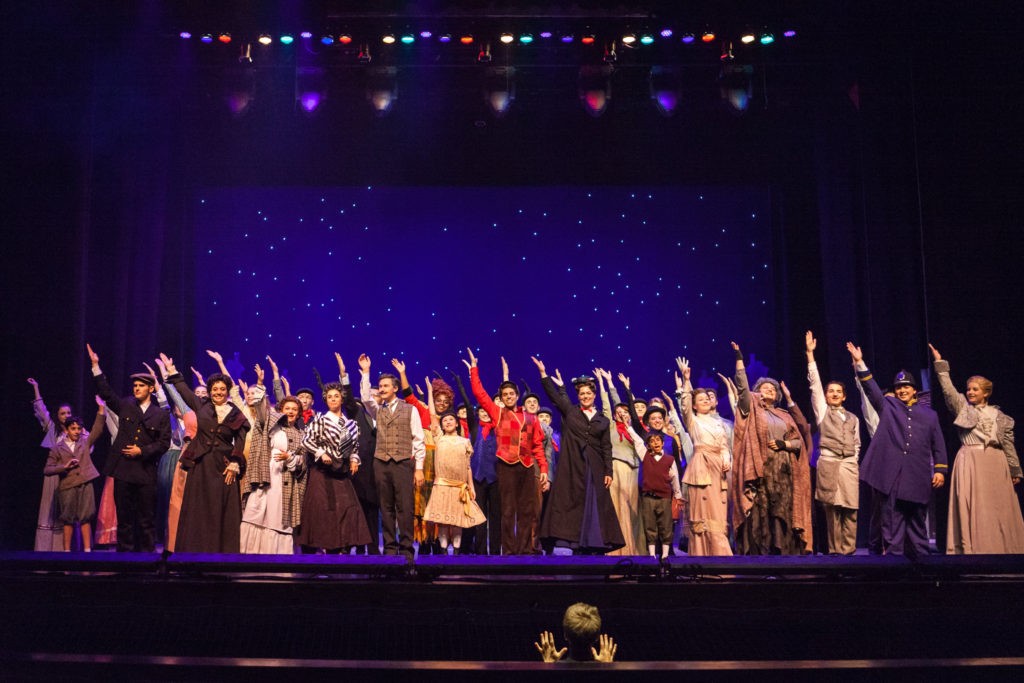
left=719, top=44, right=753, bottom=113
left=280, top=34, right=294, bottom=45
left=783, top=29, right=797, bottom=38
left=200, top=34, right=214, bottom=43
left=681, top=33, right=695, bottom=44
left=295, top=66, right=327, bottom=114
left=179, top=31, right=192, bottom=40
left=740, top=31, right=756, bottom=44
left=660, top=28, right=673, bottom=38
left=540, top=31, right=553, bottom=39
left=300, top=31, right=313, bottom=39
left=400, top=33, right=415, bottom=44
left=561, top=34, right=574, bottom=43
left=519, top=33, right=534, bottom=44
left=257, top=34, right=272, bottom=46
left=320, top=35, right=334, bottom=45
left=477, top=43, right=493, bottom=63
left=420, top=30, right=433, bottom=39
left=578, top=64, right=613, bottom=118
left=439, top=34, right=452, bottom=43
left=759, top=31, right=774, bottom=45
left=338, top=34, right=353, bottom=45
left=581, top=34, right=595, bottom=45
left=366, top=66, right=398, bottom=116
left=500, top=32, right=514, bottom=44
left=702, top=30, right=715, bottom=43
left=622, top=33, right=637, bottom=45
left=219, top=33, right=232, bottom=44
left=603, top=42, right=617, bottom=63
left=460, top=34, right=474, bottom=44
left=483, top=66, right=515, bottom=118
left=649, top=66, right=683, bottom=117
left=640, top=34, right=654, bottom=45
left=382, top=34, right=396, bottom=44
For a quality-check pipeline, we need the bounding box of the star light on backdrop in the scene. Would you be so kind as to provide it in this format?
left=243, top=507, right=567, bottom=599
left=194, top=186, right=774, bottom=414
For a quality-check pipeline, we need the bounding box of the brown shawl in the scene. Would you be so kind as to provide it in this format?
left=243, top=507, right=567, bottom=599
left=731, top=394, right=813, bottom=553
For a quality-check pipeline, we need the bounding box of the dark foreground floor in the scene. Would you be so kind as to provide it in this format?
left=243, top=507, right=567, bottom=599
left=2, top=552, right=1022, bottom=680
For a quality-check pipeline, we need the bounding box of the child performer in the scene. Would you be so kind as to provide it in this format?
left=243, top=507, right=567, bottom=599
left=43, top=399, right=106, bottom=551
left=639, top=432, right=683, bottom=558
left=423, top=412, right=486, bottom=552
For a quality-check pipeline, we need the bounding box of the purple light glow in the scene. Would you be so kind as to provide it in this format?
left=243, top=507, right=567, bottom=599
left=681, top=33, right=695, bottom=44
left=180, top=31, right=192, bottom=40
left=561, top=34, right=574, bottom=43
left=540, top=31, right=553, bottom=39
left=660, top=28, right=673, bottom=38
left=783, top=30, right=797, bottom=38
left=299, top=92, right=323, bottom=113
left=300, top=31, right=313, bottom=39
left=200, top=34, right=214, bottom=44
left=439, top=34, right=452, bottom=43
left=420, top=30, right=433, bottom=39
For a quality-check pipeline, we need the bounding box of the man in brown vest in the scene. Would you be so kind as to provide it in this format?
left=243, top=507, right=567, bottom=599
left=806, top=331, right=861, bottom=555
left=358, top=354, right=425, bottom=560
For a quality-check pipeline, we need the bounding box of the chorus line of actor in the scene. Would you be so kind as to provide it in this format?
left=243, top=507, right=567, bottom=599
left=27, top=336, right=1024, bottom=556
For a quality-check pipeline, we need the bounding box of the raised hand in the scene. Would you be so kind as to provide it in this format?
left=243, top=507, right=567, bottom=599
left=465, top=347, right=478, bottom=368
left=780, top=380, right=793, bottom=403
left=660, top=390, right=676, bottom=412
left=332, top=352, right=345, bottom=377
left=552, top=369, right=564, bottom=387
left=237, top=378, right=249, bottom=396
left=254, top=363, right=265, bottom=385
left=501, top=356, right=509, bottom=381
left=805, top=330, right=817, bottom=354
left=534, top=630, right=567, bottom=663
left=928, top=343, right=942, bottom=362
left=530, top=356, right=547, bottom=376
left=142, top=362, right=159, bottom=386
left=159, top=353, right=177, bottom=375
left=190, top=366, right=204, bottom=385
left=266, top=355, right=279, bottom=378
left=281, top=376, right=291, bottom=396
left=592, top=634, right=617, bottom=663
left=391, top=358, right=406, bottom=374
left=27, top=377, right=39, bottom=388
left=94, top=395, right=106, bottom=412
left=617, top=373, right=630, bottom=391
left=846, top=342, right=863, bottom=364
left=154, top=358, right=169, bottom=380
left=677, top=356, right=691, bottom=381
left=358, top=353, right=372, bottom=373
left=206, top=349, right=223, bottom=363
left=674, top=371, right=683, bottom=391
left=86, top=343, right=99, bottom=367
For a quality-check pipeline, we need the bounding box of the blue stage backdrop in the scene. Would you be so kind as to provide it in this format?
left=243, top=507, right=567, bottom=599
left=193, top=185, right=773, bottom=417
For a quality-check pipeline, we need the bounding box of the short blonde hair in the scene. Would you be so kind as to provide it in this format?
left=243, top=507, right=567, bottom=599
left=563, top=602, right=601, bottom=650
left=966, top=375, right=993, bottom=398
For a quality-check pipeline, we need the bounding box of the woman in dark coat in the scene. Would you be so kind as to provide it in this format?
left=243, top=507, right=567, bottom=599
left=532, top=357, right=624, bottom=554
left=160, top=353, right=249, bottom=553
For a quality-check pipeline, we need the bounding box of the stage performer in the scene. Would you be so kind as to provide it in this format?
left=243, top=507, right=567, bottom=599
left=533, top=357, right=624, bottom=554
left=730, top=341, right=813, bottom=555
left=159, top=353, right=248, bottom=553
left=359, top=354, right=425, bottom=560
left=595, top=369, right=645, bottom=555
left=423, top=411, right=485, bottom=552
left=452, top=369, right=502, bottom=555
left=930, top=344, right=1024, bottom=554
left=154, top=357, right=198, bottom=552
left=805, top=332, right=861, bottom=555
left=140, top=362, right=187, bottom=547
left=27, top=378, right=71, bottom=551
left=467, top=349, right=548, bottom=555
left=638, top=432, right=681, bottom=558
left=391, top=359, right=441, bottom=553
left=298, top=380, right=370, bottom=553
left=676, top=357, right=733, bottom=556
left=332, top=353, right=381, bottom=555
left=240, top=363, right=308, bottom=554
left=43, top=400, right=105, bottom=551
left=88, top=344, right=171, bottom=552
left=849, top=342, right=946, bottom=558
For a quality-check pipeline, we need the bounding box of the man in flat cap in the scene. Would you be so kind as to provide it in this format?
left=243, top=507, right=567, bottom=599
left=847, top=343, right=946, bottom=558
left=87, top=344, right=171, bottom=552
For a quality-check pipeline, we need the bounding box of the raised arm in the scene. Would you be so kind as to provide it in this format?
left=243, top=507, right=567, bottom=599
left=534, top=356, right=572, bottom=416
left=929, top=344, right=967, bottom=417
left=467, top=348, right=500, bottom=422
left=806, top=331, right=827, bottom=424
left=206, top=349, right=232, bottom=381
left=732, top=342, right=751, bottom=416
left=848, top=342, right=884, bottom=413
left=596, top=368, right=612, bottom=420
left=86, top=400, right=107, bottom=448
left=87, top=343, right=123, bottom=413
left=619, top=372, right=645, bottom=434
left=357, top=353, right=379, bottom=417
